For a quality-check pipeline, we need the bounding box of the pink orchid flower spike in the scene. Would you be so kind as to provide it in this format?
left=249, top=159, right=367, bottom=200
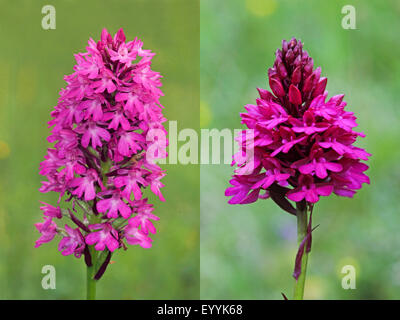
left=226, top=38, right=370, bottom=300
left=36, top=28, right=167, bottom=300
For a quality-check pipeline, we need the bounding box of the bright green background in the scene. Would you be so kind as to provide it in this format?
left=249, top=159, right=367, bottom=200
left=0, top=0, right=199, bottom=299
left=200, top=0, right=400, bottom=299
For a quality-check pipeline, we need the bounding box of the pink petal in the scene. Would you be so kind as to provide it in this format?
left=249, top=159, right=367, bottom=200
left=299, top=163, right=314, bottom=175
left=106, top=237, right=119, bottom=252
left=85, top=232, right=99, bottom=245
left=96, top=199, right=110, bottom=213
left=316, top=184, right=333, bottom=196
left=305, top=190, right=319, bottom=203
left=287, top=190, right=306, bottom=202
left=315, top=163, right=327, bottom=179
left=325, top=162, right=343, bottom=172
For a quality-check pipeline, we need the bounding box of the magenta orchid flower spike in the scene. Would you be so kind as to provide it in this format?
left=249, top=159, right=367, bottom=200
left=225, top=38, right=370, bottom=299
left=36, top=28, right=167, bottom=299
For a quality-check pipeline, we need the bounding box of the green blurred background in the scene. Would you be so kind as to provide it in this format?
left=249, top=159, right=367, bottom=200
left=0, top=0, right=199, bottom=299
left=200, top=0, right=400, bottom=299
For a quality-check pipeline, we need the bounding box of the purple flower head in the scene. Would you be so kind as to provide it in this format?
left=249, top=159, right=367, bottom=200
left=226, top=38, right=370, bottom=210
left=36, top=29, right=167, bottom=272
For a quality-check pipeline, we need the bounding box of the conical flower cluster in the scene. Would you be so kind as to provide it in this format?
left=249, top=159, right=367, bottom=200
left=36, top=29, right=167, bottom=270
left=226, top=38, right=370, bottom=211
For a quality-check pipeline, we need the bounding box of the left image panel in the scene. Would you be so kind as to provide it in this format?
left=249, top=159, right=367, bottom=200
left=0, top=0, right=199, bottom=299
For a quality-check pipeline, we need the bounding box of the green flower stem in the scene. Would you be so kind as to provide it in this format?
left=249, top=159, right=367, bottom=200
left=101, top=158, right=112, bottom=185
left=86, top=212, right=102, bottom=300
left=86, top=245, right=98, bottom=300
left=85, top=156, right=111, bottom=300
left=293, top=205, right=309, bottom=300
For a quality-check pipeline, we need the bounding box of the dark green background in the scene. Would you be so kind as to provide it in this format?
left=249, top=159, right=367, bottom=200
left=0, top=0, right=199, bottom=299
left=200, top=0, right=400, bottom=299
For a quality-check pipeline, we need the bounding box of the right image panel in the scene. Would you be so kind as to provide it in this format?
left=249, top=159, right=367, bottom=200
left=200, top=0, right=400, bottom=299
